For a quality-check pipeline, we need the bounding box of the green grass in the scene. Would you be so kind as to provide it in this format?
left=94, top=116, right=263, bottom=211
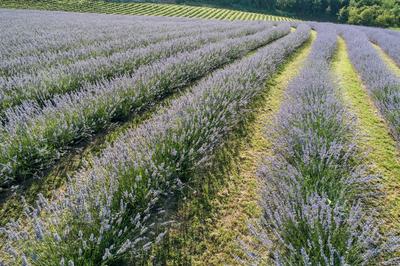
left=0, top=0, right=295, bottom=21
left=332, top=37, right=400, bottom=235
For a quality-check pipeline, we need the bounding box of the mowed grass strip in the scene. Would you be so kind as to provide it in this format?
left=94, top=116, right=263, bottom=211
left=333, top=37, right=400, bottom=233
left=166, top=31, right=316, bottom=265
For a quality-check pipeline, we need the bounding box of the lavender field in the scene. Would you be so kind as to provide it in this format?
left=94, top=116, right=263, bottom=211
left=0, top=8, right=399, bottom=265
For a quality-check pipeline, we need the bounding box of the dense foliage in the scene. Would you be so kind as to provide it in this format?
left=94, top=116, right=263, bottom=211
left=339, top=0, right=400, bottom=27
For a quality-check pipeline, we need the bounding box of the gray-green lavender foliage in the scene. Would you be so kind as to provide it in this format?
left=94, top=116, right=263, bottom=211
left=0, top=23, right=311, bottom=265
left=0, top=22, right=269, bottom=114
left=0, top=21, right=289, bottom=186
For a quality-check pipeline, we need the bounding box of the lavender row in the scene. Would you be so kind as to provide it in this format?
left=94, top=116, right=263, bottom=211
left=0, top=24, right=289, bottom=187
left=251, top=26, right=398, bottom=265
left=0, top=9, right=214, bottom=59
left=0, top=20, right=253, bottom=77
left=386, top=28, right=400, bottom=38
left=0, top=25, right=311, bottom=265
left=0, top=20, right=151, bottom=60
left=0, top=24, right=218, bottom=77
left=0, top=24, right=267, bottom=116
left=360, top=26, right=400, bottom=66
left=341, top=26, right=400, bottom=143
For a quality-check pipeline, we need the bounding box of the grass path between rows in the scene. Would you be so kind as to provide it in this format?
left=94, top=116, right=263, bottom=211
left=332, top=37, right=400, bottom=234
left=163, top=31, right=315, bottom=265
left=371, top=42, right=400, bottom=76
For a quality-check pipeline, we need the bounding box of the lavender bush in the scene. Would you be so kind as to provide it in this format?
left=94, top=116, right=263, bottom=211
left=340, top=26, right=400, bottom=144
left=0, top=23, right=271, bottom=114
left=0, top=11, right=265, bottom=77
left=386, top=29, right=400, bottom=38
left=0, top=9, right=266, bottom=73
left=0, top=9, right=213, bottom=60
left=0, top=18, right=266, bottom=78
left=0, top=23, right=238, bottom=77
left=250, top=25, right=399, bottom=265
left=0, top=24, right=311, bottom=265
left=0, top=24, right=290, bottom=186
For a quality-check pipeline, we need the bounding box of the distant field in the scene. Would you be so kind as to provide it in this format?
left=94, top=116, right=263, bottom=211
left=0, top=0, right=295, bottom=21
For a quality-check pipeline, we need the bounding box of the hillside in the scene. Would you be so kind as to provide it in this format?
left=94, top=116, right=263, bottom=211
left=133, top=0, right=400, bottom=27
left=2, top=0, right=398, bottom=27
left=0, top=0, right=295, bottom=21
